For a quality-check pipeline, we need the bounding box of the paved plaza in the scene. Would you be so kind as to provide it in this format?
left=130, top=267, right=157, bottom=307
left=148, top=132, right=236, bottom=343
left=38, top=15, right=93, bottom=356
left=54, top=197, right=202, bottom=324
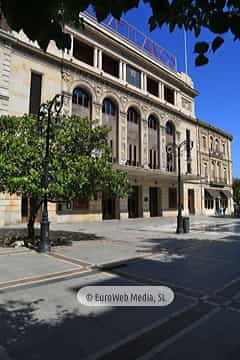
left=1, top=216, right=240, bottom=359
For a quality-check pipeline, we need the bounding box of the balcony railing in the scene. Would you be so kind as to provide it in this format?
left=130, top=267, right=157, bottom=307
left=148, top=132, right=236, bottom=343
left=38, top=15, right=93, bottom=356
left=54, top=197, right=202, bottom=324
left=149, top=163, right=160, bottom=170
left=209, top=149, right=224, bottom=159
left=126, top=160, right=140, bottom=167
left=83, top=9, right=177, bottom=71
left=210, top=177, right=228, bottom=185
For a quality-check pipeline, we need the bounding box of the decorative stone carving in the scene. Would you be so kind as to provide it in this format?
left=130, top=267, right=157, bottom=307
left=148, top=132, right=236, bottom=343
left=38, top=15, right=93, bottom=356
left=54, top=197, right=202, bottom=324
left=95, top=86, right=103, bottom=98
left=120, top=96, right=128, bottom=106
left=94, top=102, right=102, bottom=116
left=62, top=70, right=74, bottom=84
left=62, top=92, right=72, bottom=115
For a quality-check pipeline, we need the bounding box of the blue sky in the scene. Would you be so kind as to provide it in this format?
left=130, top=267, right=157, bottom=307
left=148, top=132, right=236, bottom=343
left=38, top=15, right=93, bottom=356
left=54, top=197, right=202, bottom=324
left=122, top=1, right=239, bottom=177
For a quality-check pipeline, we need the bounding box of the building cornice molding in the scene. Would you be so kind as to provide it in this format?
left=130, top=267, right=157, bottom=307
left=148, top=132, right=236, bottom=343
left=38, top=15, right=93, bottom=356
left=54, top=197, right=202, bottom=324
left=197, top=118, right=233, bottom=141
left=0, top=29, right=232, bottom=141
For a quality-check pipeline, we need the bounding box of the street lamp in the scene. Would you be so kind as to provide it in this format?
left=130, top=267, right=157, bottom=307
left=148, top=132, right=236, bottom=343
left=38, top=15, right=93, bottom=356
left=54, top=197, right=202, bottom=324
left=38, top=94, right=64, bottom=252
left=166, top=139, right=193, bottom=234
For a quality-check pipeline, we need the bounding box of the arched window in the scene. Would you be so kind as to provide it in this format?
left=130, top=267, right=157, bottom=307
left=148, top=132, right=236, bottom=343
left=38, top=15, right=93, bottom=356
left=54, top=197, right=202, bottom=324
left=210, top=136, right=213, bottom=151
left=215, top=139, right=219, bottom=152
left=127, top=107, right=139, bottom=124
left=148, top=115, right=157, bottom=130
left=102, top=98, right=116, bottom=116
left=72, top=87, right=91, bottom=119
left=166, top=121, right=176, bottom=172
left=127, top=107, right=141, bottom=166
left=102, top=98, right=118, bottom=161
left=166, top=121, right=174, bottom=135
left=148, top=114, right=159, bottom=169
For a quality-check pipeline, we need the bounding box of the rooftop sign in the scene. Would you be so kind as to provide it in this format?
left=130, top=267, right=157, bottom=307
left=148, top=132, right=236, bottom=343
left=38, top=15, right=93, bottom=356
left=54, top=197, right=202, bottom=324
left=84, top=10, right=177, bottom=72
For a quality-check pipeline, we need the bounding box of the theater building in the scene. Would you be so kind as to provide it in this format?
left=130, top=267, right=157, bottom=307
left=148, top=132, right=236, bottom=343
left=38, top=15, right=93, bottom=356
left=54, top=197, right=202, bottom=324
left=0, top=11, right=233, bottom=225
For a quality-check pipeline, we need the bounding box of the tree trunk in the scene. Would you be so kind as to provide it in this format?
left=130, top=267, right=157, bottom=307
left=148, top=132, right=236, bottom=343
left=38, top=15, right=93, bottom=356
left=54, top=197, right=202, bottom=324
left=27, top=197, right=42, bottom=246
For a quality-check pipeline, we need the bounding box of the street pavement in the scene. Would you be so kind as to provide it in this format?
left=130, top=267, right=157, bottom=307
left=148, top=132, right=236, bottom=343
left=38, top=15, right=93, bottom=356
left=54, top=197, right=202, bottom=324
left=1, top=216, right=240, bottom=359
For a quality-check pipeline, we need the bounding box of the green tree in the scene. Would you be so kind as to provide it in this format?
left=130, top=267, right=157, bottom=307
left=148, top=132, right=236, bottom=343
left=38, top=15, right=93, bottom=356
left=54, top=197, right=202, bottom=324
left=1, top=0, right=240, bottom=65
left=233, top=178, right=240, bottom=205
left=0, top=114, right=129, bottom=242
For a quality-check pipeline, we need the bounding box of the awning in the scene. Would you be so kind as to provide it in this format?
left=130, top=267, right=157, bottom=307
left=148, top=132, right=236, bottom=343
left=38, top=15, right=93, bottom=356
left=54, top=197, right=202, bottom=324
left=205, top=189, right=221, bottom=198
left=221, top=190, right=232, bottom=198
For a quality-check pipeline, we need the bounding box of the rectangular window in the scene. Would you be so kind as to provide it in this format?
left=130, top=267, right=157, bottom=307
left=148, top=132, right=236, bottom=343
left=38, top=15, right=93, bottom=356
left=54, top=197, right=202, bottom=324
left=133, top=145, right=137, bottom=166
left=169, top=188, right=177, bottom=209
left=73, top=38, right=94, bottom=66
left=21, top=196, right=28, bottom=218
left=129, top=144, right=132, bottom=164
left=186, top=129, right=192, bottom=174
left=126, top=64, right=141, bottom=88
left=204, top=191, right=214, bottom=209
left=29, top=72, right=42, bottom=116
left=202, top=136, right=206, bottom=149
left=224, top=167, right=227, bottom=182
left=149, top=149, right=152, bottom=168
left=57, top=199, right=89, bottom=212
left=186, top=129, right=191, bottom=160
left=164, top=86, right=175, bottom=105
left=102, top=53, right=119, bottom=77
left=222, top=143, right=225, bottom=155
left=147, top=77, right=159, bottom=97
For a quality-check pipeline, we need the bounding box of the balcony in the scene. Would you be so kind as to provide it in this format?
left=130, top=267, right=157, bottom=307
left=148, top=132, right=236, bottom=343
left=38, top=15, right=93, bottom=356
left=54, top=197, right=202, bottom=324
left=210, top=177, right=228, bottom=186
left=125, top=160, right=141, bottom=167
left=209, top=149, right=224, bottom=159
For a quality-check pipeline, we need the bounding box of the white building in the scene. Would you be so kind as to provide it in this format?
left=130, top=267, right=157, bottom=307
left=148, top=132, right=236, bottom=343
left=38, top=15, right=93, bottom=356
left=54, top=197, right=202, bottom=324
left=0, top=11, right=233, bottom=225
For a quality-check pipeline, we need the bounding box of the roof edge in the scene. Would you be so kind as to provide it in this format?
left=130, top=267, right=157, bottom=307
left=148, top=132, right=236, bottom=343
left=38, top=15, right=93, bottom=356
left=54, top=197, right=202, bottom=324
left=197, top=118, right=233, bottom=140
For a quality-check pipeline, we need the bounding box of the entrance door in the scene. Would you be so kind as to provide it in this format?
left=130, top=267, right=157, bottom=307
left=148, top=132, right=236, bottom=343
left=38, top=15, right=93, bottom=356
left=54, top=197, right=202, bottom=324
left=150, top=187, right=158, bottom=217
left=128, top=186, right=140, bottom=218
left=102, top=194, right=119, bottom=220
left=188, top=189, right=195, bottom=215
left=21, top=196, right=42, bottom=223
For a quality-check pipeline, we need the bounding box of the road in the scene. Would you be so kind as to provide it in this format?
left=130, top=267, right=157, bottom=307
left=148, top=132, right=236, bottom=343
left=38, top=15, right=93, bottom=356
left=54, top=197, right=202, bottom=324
left=1, top=216, right=240, bottom=359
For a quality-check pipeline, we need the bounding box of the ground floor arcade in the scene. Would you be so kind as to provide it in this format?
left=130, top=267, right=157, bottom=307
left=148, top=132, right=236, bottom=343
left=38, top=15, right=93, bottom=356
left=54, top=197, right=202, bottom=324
left=0, top=169, right=233, bottom=226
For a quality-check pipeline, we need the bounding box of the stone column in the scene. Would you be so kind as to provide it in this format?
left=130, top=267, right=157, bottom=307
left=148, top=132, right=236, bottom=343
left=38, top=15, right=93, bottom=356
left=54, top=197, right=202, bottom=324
left=158, top=82, right=163, bottom=99
left=119, top=111, right=127, bottom=165
left=141, top=118, right=148, bottom=168
left=120, top=197, right=128, bottom=219
left=142, top=186, right=150, bottom=218
left=160, top=125, right=166, bottom=171
left=93, top=101, right=102, bottom=126
left=119, top=60, right=123, bottom=80
left=0, top=193, right=21, bottom=226
left=122, top=63, right=127, bottom=82
left=94, top=47, right=98, bottom=68
left=48, top=202, right=57, bottom=223
left=0, top=41, right=11, bottom=115
left=62, top=91, right=72, bottom=116
left=98, top=50, right=102, bottom=70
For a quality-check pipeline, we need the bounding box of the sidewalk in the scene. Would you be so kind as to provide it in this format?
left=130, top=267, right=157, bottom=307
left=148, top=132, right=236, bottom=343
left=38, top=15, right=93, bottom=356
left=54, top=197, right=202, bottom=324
left=0, top=216, right=240, bottom=292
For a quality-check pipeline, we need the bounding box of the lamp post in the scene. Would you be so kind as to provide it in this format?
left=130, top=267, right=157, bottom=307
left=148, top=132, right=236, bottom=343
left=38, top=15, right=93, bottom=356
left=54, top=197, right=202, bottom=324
left=166, top=139, right=193, bottom=234
left=38, top=94, right=64, bottom=253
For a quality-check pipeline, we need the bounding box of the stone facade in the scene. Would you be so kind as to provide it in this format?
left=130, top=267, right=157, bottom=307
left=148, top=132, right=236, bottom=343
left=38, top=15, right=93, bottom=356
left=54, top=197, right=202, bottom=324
left=0, top=13, right=233, bottom=225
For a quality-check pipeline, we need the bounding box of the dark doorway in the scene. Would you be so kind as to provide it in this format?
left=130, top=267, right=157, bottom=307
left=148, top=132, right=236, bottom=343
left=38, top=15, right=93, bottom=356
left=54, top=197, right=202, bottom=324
left=128, top=186, right=141, bottom=218
left=21, top=196, right=29, bottom=222
left=188, top=189, right=195, bottom=215
left=150, top=187, right=159, bottom=217
left=21, top=197, right=42, bottom=223
left=102, top=194, right=119, bottom=220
